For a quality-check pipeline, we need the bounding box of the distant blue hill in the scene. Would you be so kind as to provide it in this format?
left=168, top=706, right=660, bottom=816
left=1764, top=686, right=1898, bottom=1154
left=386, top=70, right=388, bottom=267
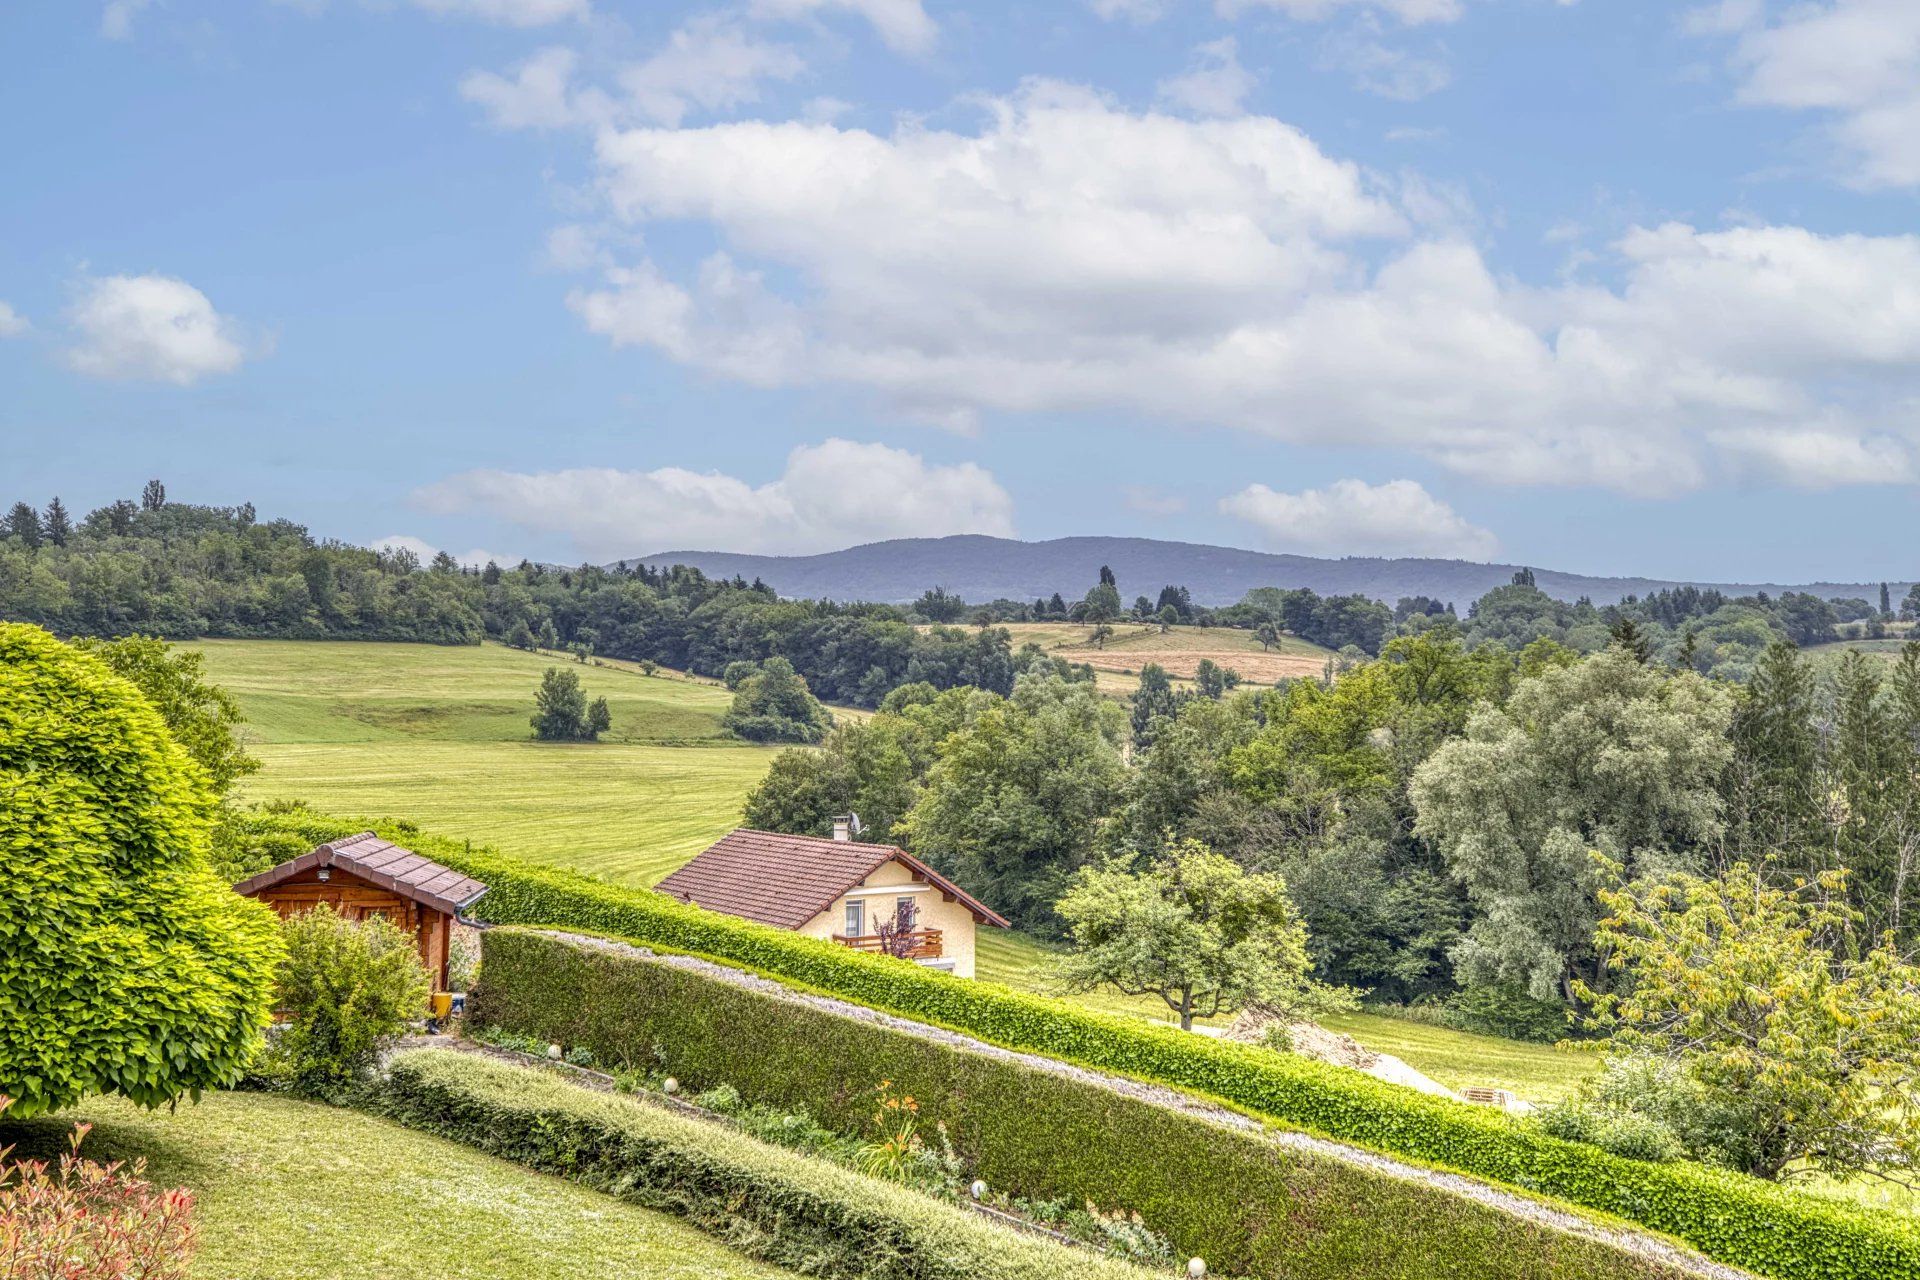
left=619, top=535, right=1904, bottom=609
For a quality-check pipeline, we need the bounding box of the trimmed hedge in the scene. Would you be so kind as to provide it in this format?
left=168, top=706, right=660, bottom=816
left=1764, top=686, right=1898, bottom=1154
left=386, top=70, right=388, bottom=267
left=473, top=928, right=1696, bottom=1280
left=382, top=1048, right=1151, bottom=1280
left=245, top=812, right=1920, bottom=1280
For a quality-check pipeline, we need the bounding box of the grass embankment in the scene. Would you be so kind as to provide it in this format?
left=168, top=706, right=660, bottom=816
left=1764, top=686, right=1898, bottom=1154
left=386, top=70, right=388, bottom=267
left=1, top=1091, right=795, bottom=1280
left=189, top=639, right=777, bottom=883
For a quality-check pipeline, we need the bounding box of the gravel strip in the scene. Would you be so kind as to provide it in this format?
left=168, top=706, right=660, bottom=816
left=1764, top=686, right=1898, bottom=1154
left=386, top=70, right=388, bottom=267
left=540, top=929, right=1758, bottom=1280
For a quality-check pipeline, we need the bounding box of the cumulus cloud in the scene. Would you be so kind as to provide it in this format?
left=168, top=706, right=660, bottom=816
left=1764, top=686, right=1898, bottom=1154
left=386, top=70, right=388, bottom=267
left=63, top=274, right=252, bottom=386
left=373, top=535, right=518, bottom=568
left=1221, top=478, right=1499, bottom=558
left=413, top=439, right=1015, bottom=558
left=1157, top=38, right=1258, bottom=117
left=0, top=302, right=28, bottom=338
left=551, top=83, right=1920, bottom=493
left=751, top=0, right=937, bottom=54
left=1709, top=428, right=1916, bottom=488
left=1698, top=0, right=1920, bottom=188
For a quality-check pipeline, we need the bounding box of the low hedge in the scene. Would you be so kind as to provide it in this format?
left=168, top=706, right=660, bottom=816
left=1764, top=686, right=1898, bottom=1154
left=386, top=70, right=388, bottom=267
left=381, top=1048, right=1151, bottom=1280
left=472, top=928, right=1697, bottom=1280
left=246, top=812, right=1920, bottom=1280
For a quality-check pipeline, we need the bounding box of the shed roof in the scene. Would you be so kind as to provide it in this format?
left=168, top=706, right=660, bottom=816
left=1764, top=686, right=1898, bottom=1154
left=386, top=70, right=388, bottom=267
left=655, top=828, right=1009, bottom=932
left=232, top=832, right=488, bottom=916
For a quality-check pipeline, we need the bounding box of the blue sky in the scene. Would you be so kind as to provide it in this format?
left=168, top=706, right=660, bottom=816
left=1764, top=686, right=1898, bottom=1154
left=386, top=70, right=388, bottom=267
left=5, top=0, right=1920, bottom=583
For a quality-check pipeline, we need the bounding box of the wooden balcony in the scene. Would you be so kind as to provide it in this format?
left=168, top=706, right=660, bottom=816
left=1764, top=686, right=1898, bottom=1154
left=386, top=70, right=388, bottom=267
left=833, top=928, right=944, bottom=960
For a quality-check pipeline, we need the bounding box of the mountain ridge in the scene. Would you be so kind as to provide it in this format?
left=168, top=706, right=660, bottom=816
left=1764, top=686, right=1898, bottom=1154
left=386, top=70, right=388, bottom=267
left=619, top=534, right=1907, bottom=608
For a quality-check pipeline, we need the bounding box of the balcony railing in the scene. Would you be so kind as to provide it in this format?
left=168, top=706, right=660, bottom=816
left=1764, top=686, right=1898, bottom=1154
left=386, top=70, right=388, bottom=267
left=833, top=927, right=944, bottom=960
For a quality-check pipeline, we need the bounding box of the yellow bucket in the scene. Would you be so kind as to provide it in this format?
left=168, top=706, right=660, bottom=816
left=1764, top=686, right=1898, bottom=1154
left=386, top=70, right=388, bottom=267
left=431, top=991, right=454, bottom=1020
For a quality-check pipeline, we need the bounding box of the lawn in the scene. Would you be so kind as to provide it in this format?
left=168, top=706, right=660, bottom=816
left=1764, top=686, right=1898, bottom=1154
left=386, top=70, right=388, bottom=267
left=190, top=640, right=778, bottom=883
left=975, top=930, right=1596, bottom=1104
left=1, top=1091, right=794, bottom=1280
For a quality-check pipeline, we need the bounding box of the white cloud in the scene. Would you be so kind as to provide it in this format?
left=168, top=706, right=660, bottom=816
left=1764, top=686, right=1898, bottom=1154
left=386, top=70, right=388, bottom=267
left=1090, top=0, right=1170, bottom=19
left=750, top=0, right=937, bottom=54
left=414, top=439, right=1015, bottom=558
left=1318, top=32, right=1452, bottom=100
left=620, top=17, right=805, bottom=127
left=1219, top=0, right=1465, bottom=24
left=1157, top=38, right=1258, bottom=117
left=1221, top=478, right=1498, bottom=558
left=461, top=47, right=581, bottom=130
left=1123, top=485, right=1188, bottom=516
left=373, top=535, right=517, bottom=568
left=408, top=0, right=587, bottom=25
left=1700, top=0, right=1920, bottom=188
left=558, top=84, right=1920, bottom=492
left=0, top=302, right=28, bottom=338
left=63, top=274, right=251, bottom=386
left=1709, top=428, right=1915, bottom=488
left=100, top=0, right=151, bottom=39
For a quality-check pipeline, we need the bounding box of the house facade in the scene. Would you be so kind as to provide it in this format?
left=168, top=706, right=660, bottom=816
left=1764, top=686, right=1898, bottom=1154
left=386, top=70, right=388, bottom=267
left=656, top=821, right=1008, bottom=977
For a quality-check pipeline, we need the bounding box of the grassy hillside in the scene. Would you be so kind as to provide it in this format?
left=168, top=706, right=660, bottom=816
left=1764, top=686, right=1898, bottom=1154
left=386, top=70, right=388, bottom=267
left=1, top=1091, right=793, bottom=1280
left=973, top=621, right=1338, bottom=693
left=190, top=640, right=776, bottom=883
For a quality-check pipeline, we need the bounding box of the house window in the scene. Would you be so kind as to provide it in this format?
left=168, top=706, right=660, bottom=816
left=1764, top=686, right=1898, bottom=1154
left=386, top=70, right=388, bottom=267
left=896, top=897, right=917, bottom=929
left=844, top=899, right=865, bottom=936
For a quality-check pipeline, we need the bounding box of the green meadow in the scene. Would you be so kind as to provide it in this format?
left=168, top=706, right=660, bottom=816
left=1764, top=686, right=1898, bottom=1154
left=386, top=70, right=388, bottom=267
left=190, top=640, right=777, bottom=885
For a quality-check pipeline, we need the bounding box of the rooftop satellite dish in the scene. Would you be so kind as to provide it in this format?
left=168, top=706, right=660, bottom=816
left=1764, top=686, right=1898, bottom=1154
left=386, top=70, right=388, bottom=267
left=849, top=812, right=863, bottom=837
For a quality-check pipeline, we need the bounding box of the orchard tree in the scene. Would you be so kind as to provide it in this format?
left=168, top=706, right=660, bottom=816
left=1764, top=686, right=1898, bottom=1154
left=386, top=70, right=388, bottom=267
left=1088, top=623, right=1114, bottom=650
left=1412, top=647, right=1733, bottom=1003
left=1157, top=605, right=1178, bottom=633
left=1255, top=622, right=1279, bottom=652
left=1580, top=861, right=1920, bottom=1182
left=0, top=624, right=282, bottom=1118
left=1056, top=838, right=1328, bottom=1031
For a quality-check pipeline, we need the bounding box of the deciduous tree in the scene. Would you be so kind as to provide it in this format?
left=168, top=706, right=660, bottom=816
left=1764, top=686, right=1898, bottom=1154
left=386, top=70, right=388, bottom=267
left=1579, top=861, right=1920, bottom=1182
left=1056, top=837, right=1330, bottom=1031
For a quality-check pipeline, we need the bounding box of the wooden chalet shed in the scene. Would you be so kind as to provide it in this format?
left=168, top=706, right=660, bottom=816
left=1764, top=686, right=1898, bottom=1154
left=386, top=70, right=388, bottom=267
left=233, top=832, right=487, bottom=992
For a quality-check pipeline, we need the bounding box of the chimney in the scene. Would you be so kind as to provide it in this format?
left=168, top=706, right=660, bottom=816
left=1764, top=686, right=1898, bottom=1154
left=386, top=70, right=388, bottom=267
left=832, top=815, right=852, bottom=842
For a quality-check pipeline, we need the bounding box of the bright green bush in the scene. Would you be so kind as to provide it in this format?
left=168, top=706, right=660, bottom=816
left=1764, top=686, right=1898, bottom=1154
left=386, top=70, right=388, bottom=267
left=471, top=928, right=1693, bottom=1280
left=256, top=905, right=431, bottom=1098
left=0, top=624, right=283, bottom=1119
left=225, top=808, right=1920, bottom=1280
left=381, top=1048, right=1152, bottom=1280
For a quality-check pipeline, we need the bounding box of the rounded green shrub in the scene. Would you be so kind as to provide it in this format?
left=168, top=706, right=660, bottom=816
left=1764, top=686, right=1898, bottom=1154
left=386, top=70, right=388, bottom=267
left=256, top=904, right=430, bottom=1098
left=0, top=622, right=283, bottom=1117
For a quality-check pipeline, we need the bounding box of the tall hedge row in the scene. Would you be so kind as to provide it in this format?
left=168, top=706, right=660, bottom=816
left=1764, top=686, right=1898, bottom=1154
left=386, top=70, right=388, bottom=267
left=240, top=812, right=1920, bottom=1280
left=472, top=928, right=1697, bottom=1280
left=384, top=1049, right=1152, bottom=1280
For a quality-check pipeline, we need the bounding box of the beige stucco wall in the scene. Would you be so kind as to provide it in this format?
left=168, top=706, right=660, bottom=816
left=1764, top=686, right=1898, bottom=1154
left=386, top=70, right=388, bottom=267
left=795, top=856, right=984, bottom=978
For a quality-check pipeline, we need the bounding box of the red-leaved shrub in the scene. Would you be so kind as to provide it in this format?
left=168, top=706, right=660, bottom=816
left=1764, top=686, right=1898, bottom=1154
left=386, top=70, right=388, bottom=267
left=0, top=1096, right=196, bottom=1279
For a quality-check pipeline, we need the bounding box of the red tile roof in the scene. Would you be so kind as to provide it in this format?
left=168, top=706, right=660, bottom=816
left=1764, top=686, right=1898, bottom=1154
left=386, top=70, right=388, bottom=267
left=656, top=829, right=1009, bottom=931
left=232, top=832, right=489, bottom=916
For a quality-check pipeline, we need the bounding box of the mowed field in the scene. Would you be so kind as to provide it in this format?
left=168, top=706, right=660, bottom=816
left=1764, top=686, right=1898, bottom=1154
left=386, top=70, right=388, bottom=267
left=2, top=1092, right=793, bottom=1280
left=963, top=621, right=1338, bottom=693
left=189, top=640, right=777, bottom=885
